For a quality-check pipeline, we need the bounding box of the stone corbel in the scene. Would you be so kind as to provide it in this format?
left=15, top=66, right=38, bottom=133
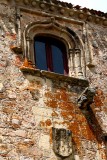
left=78, top=87, right=95, bottom=109
left=52, top=128, right=74, bottom=159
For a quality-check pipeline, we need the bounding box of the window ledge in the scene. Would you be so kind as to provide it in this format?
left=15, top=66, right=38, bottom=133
left=20, top=67, right=89, bottom=87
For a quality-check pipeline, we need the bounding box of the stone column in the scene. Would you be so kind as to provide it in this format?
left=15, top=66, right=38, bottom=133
left=26, top=36, right=30, bottom=60
left=69, top=49, right=75, bottom=77
left=22, top=36, right=34, bottom=69
left=11, top=8, right=22, bottom=53
left=16, top=8, right=21, bottom=47
left=75, top=49, right=83, bottom=78
left=85, top=23, right=94, bottom=67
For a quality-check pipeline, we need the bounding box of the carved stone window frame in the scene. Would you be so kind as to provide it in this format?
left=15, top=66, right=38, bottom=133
left=21, top=18, right=84, bottom=79
left=23, top=18, right=73, bottom=66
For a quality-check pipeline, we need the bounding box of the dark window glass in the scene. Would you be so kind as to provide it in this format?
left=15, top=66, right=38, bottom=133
left=52, top=45, right=64, bottom=74
left=34, top=36, right=68, bottom=75
left=35, top=41, right=48, bottom=70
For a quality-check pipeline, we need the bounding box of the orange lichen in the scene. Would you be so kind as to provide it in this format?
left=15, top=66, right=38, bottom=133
left=44, top=87, right=103, bottom=156
left=60, top=111, right=68, bottom=119
left=75, top=114, right=87, bottom=123
left=49, top=128, right=52, bottom=144
left=93, top=89, right=105, bottom=108
left=45, top=99, right=57, bottom=108
left=94, top=95, right=103, bottom=107
left=51, top=111, right=58, bottom=117
left=61, top=111, right=75, bottom=120
left=45, top=89, right=70, bottom=102
left=80, top=124, right=96, bottom=141
left=40, top=120, right=52, bottom=127
left=58, top=101, right=75, bottom=111
left=61, top=121, right=70, bottom=126
left=14, top=56, right=22, bottom=67
left=68, top=121, right=81, bottom=136
left=73, top=137, right=82, bottom=154
left=96, top=89, right=103, bottom=96
left=45, top=92, right=53, bottom=99
left=40, top=121, right=45, bottom=127
left=45, top=119, right=52, bottom=126
left=99, top=149, right=107, bottom=160
left=20, top=58, right=35, bottom=70
left=21, top=57, right=29, bottom=68
left=26, top=81, right=42, bottom=90
left=54, top=89, right=68, bottom=101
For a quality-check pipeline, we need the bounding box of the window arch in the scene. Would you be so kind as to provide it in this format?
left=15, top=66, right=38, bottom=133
left=34, top=35, right=69, bottom=75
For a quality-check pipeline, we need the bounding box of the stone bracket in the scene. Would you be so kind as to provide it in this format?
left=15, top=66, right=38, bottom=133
left=78, top=87, right=96, bottom=109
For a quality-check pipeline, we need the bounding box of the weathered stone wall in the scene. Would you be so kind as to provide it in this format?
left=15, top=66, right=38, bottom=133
left=0, top=1, right=107, bottom=160
left=86, top=24, right=107, bottom=135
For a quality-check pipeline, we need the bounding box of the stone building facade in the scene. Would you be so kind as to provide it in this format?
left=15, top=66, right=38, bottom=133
left=0, top=0, right=107, bottom=159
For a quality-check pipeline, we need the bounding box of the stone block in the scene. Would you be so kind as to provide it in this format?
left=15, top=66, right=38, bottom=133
left=13, top=130, right=27, bottom=138
left=39, top=134, right=50, bottom=150
left=0, top=83, right=5, bottom=93
left=11, top=118, right=21, bottom=128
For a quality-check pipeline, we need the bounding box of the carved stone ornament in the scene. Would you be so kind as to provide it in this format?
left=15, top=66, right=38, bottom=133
left=78, top=87, right=96, bottom=109
left=52, top=128, right=73, bottom=158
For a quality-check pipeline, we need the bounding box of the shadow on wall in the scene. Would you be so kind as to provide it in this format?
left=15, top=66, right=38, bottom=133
left=81, top=106, right=107, bottom=160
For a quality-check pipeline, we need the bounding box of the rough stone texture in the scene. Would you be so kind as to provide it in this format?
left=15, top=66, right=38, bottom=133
left=0, top=0, right=107, bottom=160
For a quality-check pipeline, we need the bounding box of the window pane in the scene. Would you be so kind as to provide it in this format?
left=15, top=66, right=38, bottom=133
left=35, top=41, right=47, bottom=70
left=52, top=45, right=64, bottom=74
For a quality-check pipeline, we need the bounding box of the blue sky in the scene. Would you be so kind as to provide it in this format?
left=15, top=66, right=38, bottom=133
left=61, top=0, right=107, bottom=13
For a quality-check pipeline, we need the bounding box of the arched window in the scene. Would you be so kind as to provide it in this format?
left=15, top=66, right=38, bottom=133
left=34, top=36, right=69, bottom=75
left=19, top=19, right=84, bottom=79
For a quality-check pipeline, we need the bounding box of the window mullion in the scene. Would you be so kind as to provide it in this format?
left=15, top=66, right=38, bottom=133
left=45, top=41, right=53, bottom=72
left=62, top=50, right=69, bottom=75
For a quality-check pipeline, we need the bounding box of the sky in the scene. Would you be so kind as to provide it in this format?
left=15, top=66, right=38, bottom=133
left=61, top=0, right=107, bottom=13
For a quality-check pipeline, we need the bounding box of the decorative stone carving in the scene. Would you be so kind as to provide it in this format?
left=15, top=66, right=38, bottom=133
left=60, top=9, right=65, bottom=14
left=31, top=1, right=36, bottom=7
left=79, top=13, right=84, bottom=19
left=69, top=49, right=75, bottom=77
left=84, top=22, right=95, bottom=67
left=103, top=21, right=107, bottom=26
left=10, top=7, right=22, bottom=54
left=52, top=128, right=74, bottom=159
left=78, top=87, right=95, bottom=109
left=69, top=11, right=74, bottom=16
left=75, top=48, right=83, bottom=78
left=40, top=3, right=45, bottom=9
left=23, top=0, right=29, bottom=5
left=87, top=15, right=93, bottom=21
left=50, top=6, right=55, bottom=11
left=14, top=0, right=107, bottom=27
left=96, top=18, right=100, bottom=22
